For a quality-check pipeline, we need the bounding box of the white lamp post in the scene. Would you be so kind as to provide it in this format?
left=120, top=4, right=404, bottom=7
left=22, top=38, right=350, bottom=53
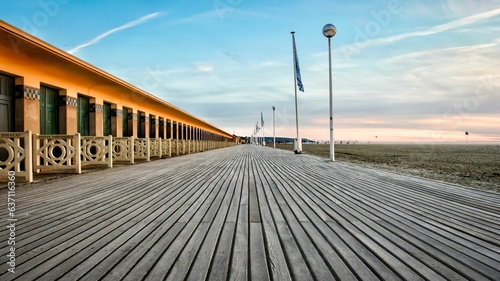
left=323, top=23, right=336, bottom=161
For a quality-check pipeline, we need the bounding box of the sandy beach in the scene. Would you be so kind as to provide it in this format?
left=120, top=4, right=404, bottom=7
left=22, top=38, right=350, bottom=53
left=273, top=143, right=500, bottom=193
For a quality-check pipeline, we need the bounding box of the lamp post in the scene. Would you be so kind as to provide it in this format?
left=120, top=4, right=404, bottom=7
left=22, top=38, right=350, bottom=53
left=272, top=106, right=276, bottom=148
left=323, top=23, right=336, bottom=161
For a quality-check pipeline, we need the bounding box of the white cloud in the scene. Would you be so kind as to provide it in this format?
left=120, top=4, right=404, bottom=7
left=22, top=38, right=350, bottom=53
left=67, top=12, right=162, bottom=54
left=195, top=63, right=215, bottom=74
left=385, top=43, right=497, bottom=62
left=335, top=7, right=500, bottom=51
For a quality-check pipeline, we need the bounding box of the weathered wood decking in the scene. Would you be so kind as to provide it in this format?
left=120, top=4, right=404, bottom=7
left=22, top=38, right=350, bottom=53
left=1, top=145, right=499, bottom=280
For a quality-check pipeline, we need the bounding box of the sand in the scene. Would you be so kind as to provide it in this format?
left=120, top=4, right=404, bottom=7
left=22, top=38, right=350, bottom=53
left=273, top=143, right=500, bottom=193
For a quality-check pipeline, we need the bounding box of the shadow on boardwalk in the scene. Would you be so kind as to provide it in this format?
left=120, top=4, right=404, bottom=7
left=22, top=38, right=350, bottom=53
left=1, top=145, right=499, bottom=280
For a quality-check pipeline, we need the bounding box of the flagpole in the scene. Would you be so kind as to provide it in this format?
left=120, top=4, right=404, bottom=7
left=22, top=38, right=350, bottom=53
left=261, top=111, right=265, bottom=147
left=272, top=106, right=276, bottom=149
left=262, top=125, right=265, bottom=146
left=291, top=31, right=301, bottom=154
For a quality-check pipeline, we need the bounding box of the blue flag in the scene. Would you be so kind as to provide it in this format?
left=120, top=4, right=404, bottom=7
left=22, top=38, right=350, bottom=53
left=261, top=111, right=264, bottom=127
left=293, top=34, right=304, bottom=92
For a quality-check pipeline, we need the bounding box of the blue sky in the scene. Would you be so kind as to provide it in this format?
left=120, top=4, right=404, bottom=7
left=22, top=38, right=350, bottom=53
left=2, top=0, right=499, bottom=143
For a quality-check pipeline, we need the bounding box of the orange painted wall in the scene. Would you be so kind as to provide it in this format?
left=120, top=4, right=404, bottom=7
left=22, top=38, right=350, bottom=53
left=0, top=21, right=234, bottom=140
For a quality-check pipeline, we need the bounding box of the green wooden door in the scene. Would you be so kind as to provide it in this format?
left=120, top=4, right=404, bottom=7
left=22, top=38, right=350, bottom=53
left=40, top=86, right=59, bottom=134
left=0, top=74, right=15, bottom=162
left=159, top=121, right=164, bottom=139
left=150, top=116, right=155, bottom=138
left=137, top=112, right=144, bottom=138
left=103, top=102, right=111, bottom=136
left=122, top=107, right=129, bottom=137
left=0, top=74, right=15, bottom=133
left=77, top=96, right=89, bottom=136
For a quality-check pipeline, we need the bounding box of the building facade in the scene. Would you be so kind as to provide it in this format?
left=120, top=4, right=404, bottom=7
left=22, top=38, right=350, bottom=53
left=0, top=20, right=235, bottom=143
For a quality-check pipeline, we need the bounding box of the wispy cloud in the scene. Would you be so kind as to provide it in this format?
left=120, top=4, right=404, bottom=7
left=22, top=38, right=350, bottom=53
left=385, top=43, right=497, bottom=63
left=163, top=8, right=271, bottom=27
left=67, top=12, right=162, bottom=54
left=337, top=7, right=500, bottom=51
left=194, top=62, right=216, bottom=76
left=164, top=10, right=222, bottom=26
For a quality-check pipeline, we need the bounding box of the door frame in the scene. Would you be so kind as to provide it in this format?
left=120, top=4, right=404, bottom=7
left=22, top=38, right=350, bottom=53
left=0, top=73, right=15, bottom=132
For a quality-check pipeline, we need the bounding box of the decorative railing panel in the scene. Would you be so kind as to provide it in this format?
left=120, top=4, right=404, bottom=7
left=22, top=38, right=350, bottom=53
left=162, top=139, right=171, bottom=158
left=181, top=140, right=186, bottom=155
left=175, top=139, right=180, bottom=156
left=112, top=137, right=134, bottom=164
left=134, top=138, right=150, bottom=161
left=194, top=140, right=199, bottom=152
left=3, top=132, right=234, bottom=182
left=34, top=133, right=81, bottom=174
left=150, top=138, right=162, bottom=158
left=0, top=131, right=33, bottom=182
left=81, top=136, right=113, bottom=168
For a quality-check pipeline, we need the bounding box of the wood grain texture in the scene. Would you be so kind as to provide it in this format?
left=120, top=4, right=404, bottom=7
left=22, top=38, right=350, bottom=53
left=1, top=145, right=499, bottom=280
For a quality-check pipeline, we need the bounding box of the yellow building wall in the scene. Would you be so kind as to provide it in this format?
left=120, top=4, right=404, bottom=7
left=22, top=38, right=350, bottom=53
left=0, top=20, right=234, bottom=141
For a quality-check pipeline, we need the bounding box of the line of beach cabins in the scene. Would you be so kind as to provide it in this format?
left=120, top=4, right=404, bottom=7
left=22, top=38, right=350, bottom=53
left=0, top=20, right=238, bottom=183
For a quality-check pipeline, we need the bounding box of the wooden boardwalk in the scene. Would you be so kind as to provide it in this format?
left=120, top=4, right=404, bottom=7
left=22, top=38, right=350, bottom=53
left=1, top=145, right=499, bottom=280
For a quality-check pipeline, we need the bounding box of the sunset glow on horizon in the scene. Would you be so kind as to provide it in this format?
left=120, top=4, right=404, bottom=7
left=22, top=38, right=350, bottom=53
left=2, top=0, right=498, bottom=143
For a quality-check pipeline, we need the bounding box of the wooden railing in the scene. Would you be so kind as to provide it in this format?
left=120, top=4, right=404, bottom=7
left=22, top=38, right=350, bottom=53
left=134, top=138, right=150, bottom=161
left=150, top=138, right=162, bottom=158
left=181, top=140, right=186, bottom=155
left=175, top=139, right=180, bottom=156
left=81, top=136, right=113, bottom=168
left=0, top=132, right=237, bottom=182
left=162, top=139, right=171, bottom=158
left=112, top=137, right=134, bottom=164
left=33, top=133, right=81, bottom=174
left=0, top=131, right=33, bottom=182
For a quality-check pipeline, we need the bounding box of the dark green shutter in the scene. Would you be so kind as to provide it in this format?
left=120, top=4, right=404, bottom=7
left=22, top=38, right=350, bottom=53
left=0, top=74, right=15, bottom=133
left=122, top=108, right=129, bottom=137
left=103, top=103, right=111, bottom=136
left=40, top=86, right=59, bottom=134
left=77, top=96, right=89, bottom=136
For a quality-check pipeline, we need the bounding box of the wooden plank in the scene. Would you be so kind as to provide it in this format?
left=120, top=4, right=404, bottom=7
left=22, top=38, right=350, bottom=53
left=254, top=161, right=293, bottom=281
left=290, top=158, right=500, bottom=278
left=186, top=156, right=242, bottom=281
left=165, top=163, right=235, bottom=280
left=250, top=222, right=270, bottom=280
left=268, top=176, right=336, bottom=280
left=321, top=174, right=500, bottom=275
left=51, top=155, right=229, bottom=280
left=254, top=155, right=314, bottom=280
left=5, top=160, right=213, bottom=278
left=248, top=159, right=261, bottom=223
left=257, top=153, right=387, bottom=281
left=277, top=182, right=382, bottom=280
left=19, top=171, right=218, bottom=281
left=256, top=201, right=293, bottom=280
left=1, top=145, right=499, bottom=281
left=126, top=168, right=229, bottom=280
left=247, top=157, right=269, bottom=280
left=335, top=185, right=500, bottom=279
left=228, top=173, right=249, bottom=281
left=284, top=176, right=463, bottom=280
left=207, top=222, right=236, bottom=281
left=71, top=167, right=228, bottom=281
left=258, top=152, right=426, bottom=281
left=207, top=156, right=246, bottom=280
